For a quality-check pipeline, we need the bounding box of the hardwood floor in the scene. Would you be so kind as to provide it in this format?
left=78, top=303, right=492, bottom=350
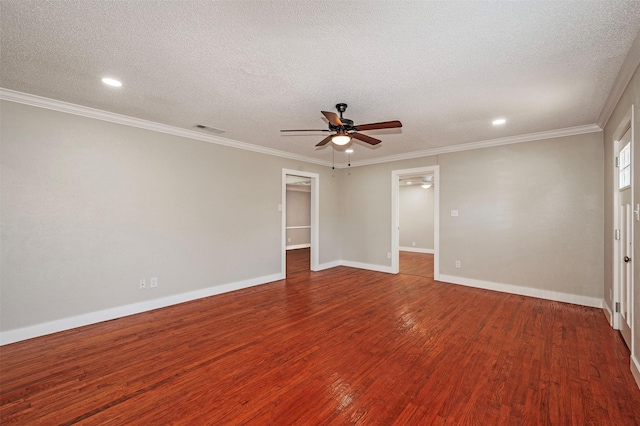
left=2, top=254, right=640, bottom=424
left=399, top=251, right=433, bottom=278
left=287, top=247, right=310, bottom=275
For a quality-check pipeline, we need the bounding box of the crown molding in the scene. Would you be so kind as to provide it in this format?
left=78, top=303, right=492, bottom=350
left=343, top=123, right=602, bottom=168
left=598, top=30, right=640, bottom=129
left=1, top=88, right=602, bottom=170
left=0, top=88, right=332, bottom=168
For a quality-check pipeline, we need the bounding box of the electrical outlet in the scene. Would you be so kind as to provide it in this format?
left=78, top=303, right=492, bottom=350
left=455, top=260, right=461, bottom=269
left=288, top=237, right=291, bottom=243
left=150, top=277, right=158, bottom=288
left=387, top=252, right=391, bottom=259
left=412, top=242, right=416, bottom=247
left=139, top=279, right=146, bottom=289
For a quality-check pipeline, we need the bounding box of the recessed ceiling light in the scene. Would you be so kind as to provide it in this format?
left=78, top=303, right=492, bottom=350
left=345, top=148, right=354, bottom=154
left=492, top=118, right=506, bottom=125
left=101, top=77, right=122, bottom=87
left=406, top=181, right=412, bottom=185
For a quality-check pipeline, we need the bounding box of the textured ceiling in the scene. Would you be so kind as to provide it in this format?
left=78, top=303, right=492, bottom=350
left=2, top=1, right=640, bottom=166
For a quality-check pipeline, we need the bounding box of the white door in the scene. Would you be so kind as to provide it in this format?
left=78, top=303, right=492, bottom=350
left=618, top=127, right=632, bottom=348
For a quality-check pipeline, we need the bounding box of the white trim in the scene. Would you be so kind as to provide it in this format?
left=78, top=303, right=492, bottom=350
left=399, top=247, right=434, bottom=254
left=0, top=272, right=284, bottom=346
left=392, top=166, right=440, bottom=280
left=286, top=185, right=311, bottom=193
left=438, top=274, right=603, bottom=308
left=611, top=107, right=634, bottom=332
left=613, top=136, right=622, bottom=331
left=340, top=260, right=393, bottom=274
left=1, top=89, right=602, bottom=170
left=282, top=169, right=320, bottom=274
left=611, top=106, right=636, bottom=358
left=632, top=105, right=636, bottom=358
left=286, top=243, right=311, bottom=250
left=0, top=88, right=331, bottom=168
left=312, top=259, right=391, bottom=273
left=345, top=124, right=602, bottom=168
left=631, top=105, right=636, bottom=359
left=315, top=261, right=341, bottom=271
left=631, top=355, right=640, bottom=390
left=603, top=301, right=614, bottom=327
left=598, top=30, right=640, bottom=129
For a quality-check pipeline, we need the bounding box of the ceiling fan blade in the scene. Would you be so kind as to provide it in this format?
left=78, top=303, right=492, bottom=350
left=351, top=132, right=381, bottom=145
left=315, top=135, right=333, bottom=147
left=321, top=111, right=343, bottom=127
left=281, top=129, right=330, bottom=132
left=354, top=120, right=402, bottom=131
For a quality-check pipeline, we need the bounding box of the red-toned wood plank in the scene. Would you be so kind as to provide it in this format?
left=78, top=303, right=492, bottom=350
left=399, top=251, right=433, bottom=277
left=2, top=253, right=640, bottom=424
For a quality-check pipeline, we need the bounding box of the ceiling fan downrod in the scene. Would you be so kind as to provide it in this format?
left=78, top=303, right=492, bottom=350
left=335, top=103, right=348, bottom=119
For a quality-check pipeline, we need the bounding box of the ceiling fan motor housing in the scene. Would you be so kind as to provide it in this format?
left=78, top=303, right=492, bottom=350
left=330, top=103, right=353, bottom=131
left=330, top=118, right=354, bottom=132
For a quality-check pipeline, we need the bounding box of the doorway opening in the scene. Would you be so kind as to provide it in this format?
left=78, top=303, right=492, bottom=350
left=282, top=169, right=319, bottom=277
left=391, top=166, right=440, bottom=279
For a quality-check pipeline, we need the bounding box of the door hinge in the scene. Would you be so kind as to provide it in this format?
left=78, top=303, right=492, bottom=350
left=615, top=156, right=620, bottom=168
left=615, top=302, right=620, bottom=313
left=615, top=229, right=621, bottom=240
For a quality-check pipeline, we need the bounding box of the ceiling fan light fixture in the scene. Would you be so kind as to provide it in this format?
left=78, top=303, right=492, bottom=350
left=331, top=134, right=351, bottom=145
left=421, top=183, right=432, bottom=189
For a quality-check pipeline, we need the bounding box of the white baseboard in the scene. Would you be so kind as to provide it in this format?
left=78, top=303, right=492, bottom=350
left=286, top=244, right=311, bottom=250
left=0, top=272, right=284, bottom=346
left=2, top=267, right=608, bottom=345
left=438, top=274, right=603, bottom=308
left=315, top=261, right=341, bottom=271
left=340, top=260, right=393, bottom=274
left=399, top=247, right=434, bottom=254
left=603, top=301, right=614, bottom=326
left=632, top=355, right=640, bottom=390
left=316, top=259, right=393, bottom=274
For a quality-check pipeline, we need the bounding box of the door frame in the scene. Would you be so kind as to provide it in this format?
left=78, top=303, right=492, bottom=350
left=282, top=169, right=320, bottom=276
left=612, top=105, right=634, bottom=355
left=391, top=165, right=440, bottom=279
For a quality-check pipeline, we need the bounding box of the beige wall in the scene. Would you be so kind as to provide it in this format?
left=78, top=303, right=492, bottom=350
left=0, top=101, right=341, bottom=332
left=339, top=133, right=604, bottom=299
left=438, top=134, right=603, bottom=296
left=399, top=185, right=434, bottom=250
left=603, top=64, right=640, bottom=369
left=0, top=98, right=607, bottom=340
left=339, top=157, right=438, bottom=265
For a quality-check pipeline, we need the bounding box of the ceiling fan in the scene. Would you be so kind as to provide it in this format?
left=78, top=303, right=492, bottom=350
left=281, top=103, right=402, bottom=147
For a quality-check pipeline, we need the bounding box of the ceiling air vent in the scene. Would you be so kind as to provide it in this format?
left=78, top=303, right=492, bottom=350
left=194, top=124, right=226, bottom=134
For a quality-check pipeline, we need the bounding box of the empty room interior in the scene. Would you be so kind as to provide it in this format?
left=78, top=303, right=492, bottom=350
left=2, top=1, right=640, bottom=424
